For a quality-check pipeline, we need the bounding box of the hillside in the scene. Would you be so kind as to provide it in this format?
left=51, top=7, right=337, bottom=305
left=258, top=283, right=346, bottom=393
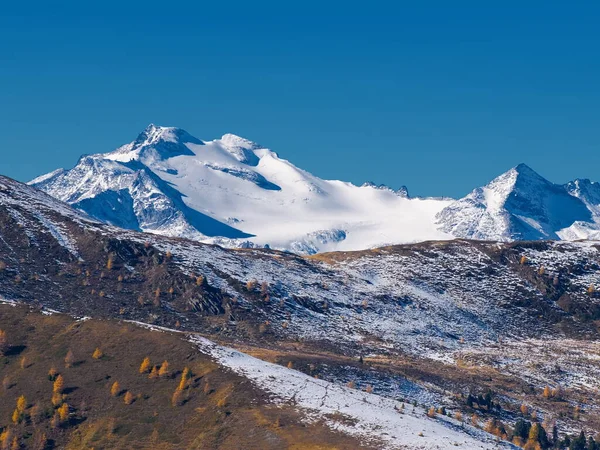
left=1, top=174, right=600, bottom=448
left=0, top=303, right=375, bottom=450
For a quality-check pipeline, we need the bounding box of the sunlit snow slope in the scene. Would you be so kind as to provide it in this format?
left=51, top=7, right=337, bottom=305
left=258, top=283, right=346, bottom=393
left=31, top=125, right=600, bottom=251
left=30, top=124, right=451, bottom=253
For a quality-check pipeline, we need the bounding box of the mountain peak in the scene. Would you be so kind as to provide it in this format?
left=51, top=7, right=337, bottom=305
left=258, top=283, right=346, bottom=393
left=512, top=163, right=546, bottom=180
left=437, top=163, right=593, bottom=240
left=107, top=124, right=202, bottom=162
left=133, top=124, right=203, bottom=147
left=220, top=133, right=263, bottom=150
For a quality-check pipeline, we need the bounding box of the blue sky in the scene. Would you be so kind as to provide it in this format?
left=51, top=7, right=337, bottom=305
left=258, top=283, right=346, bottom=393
left=1, top=1, right=599, bottom=197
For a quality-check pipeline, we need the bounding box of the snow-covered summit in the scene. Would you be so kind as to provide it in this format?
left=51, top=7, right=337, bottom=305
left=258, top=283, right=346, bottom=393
left=29, top=126, right=600, bottom=250
left=436, top=163, right=596, bottom=240
left=30, top=124, right=449, bottom=253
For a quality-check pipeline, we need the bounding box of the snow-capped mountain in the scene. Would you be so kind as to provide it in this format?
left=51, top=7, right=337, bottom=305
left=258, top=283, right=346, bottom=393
left=436, top=163, right=600, bottom=241
left=30, top=124, right=451, bottom=253
left=30, top=125, right=600, bottom=250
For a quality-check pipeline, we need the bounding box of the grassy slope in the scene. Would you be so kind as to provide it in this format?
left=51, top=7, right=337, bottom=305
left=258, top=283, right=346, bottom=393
left=0, top=304, right=370, bottom=450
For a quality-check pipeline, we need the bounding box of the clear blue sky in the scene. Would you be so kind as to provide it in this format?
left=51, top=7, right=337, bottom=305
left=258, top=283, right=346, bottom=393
left=1, top=1, right=599, bottom=198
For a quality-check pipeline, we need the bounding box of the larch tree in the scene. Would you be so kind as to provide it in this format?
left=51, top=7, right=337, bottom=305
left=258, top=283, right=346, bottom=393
left=543, top=386, right=551, bottom=398
left=51, top=392, right=63, bottom=407
left=0, top=428, right=13, bottom=450
left=53, top=374, right=65, bottom=394
left=110, top=381, right=120, bottom=397
left=158, top=361, right=169, bottom=378
left=0, top=329, right=8, bottom=356
left=58, top=403, right=69, bottom=422
left=139, top=357, right=151, bottom=374
left=92, top=347, right=103, bottom=359
left=11, top=409, right=20, bottom=425
left=16, top=395, right=26, bottom=413
left=123, top=391, right=134, bottom=405
left=178, top=367, right=191, bottom=391
left=149, top=366, right=159, bottom=379
left=171, top=389, right=183, bottom=407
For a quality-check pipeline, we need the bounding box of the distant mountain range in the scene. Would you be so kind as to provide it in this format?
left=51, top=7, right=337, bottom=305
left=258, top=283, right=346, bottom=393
left=30, top=124, right=600, bottom=253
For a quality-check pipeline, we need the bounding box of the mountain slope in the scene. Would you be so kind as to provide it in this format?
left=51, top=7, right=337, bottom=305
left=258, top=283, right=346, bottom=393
left=0, top=303, right=381, bottom=450
left=436, top=163, right=596, bottom=240
left=2, top=174, right=600, bottom=446
left=30, top=124, right=451, bottom=253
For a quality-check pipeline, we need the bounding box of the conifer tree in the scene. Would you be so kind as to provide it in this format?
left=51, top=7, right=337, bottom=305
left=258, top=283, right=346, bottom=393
left=53, top=374, right=65, bottom=394
left=171, top=389, right=183, bottom=407
left=16, top=395, right=26, bottom=413
left=0, top=329, right=8, bottom=356
left=176, top=367, right=190, bottom=391
left=51, top=392, right=63, bottom=407
left=110, top=381, right=120, bottom=397
left=149, top=365, right=159, bottom=379
left=58, top=403, right=69, bottom=421
left=92, top=347, right=103, bottom=359
left=0, top=428, right=12, bottom=450
left=158, top=361, right=169, bottom=378
left=124, top=391, right=134, bottom=405
left=139, top=357, right=151, bottom=374
left=0, top=429, right=13, bottom=450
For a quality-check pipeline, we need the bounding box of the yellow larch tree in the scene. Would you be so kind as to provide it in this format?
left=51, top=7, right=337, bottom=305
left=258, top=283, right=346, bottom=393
left=158, top=361, right=169, bottom=378
left=139, top=357, right=151, bottom=374
left=58, top=403, right=69, bottom=421
left=124, top=391, right=134, bottom=405
left=178, top=367, right=191, bottom=391
left=110, top=381, right=120, bottom=397
left=149, top=365, right=159, bottom=379
left=0, top=329, right=8, bottom=356
left=53, top=374, right=65, bottom=394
